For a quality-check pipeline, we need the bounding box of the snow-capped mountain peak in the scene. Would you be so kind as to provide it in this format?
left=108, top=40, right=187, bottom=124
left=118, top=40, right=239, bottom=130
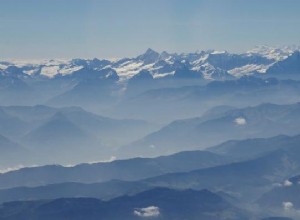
left=246, top=45, right=299, bottom=61
left=0, top=46, right=299, bottom=82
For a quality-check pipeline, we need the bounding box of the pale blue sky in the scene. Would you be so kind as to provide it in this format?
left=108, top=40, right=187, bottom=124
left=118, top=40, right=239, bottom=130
left=1, top=0, right=300, bottom=59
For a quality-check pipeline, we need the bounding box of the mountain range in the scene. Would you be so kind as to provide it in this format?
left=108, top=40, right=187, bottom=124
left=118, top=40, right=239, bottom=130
left=0, top=46, right=300, bottom=220
left=0, top=46, right=299, bottom=108
left=0, top=134, right=299, bottom=202
left=1, top=46, right=299, bottom=82
left=120, top=103, right=300, bottom=157
left=1, top=134, right=300, bottom=219
left=0, top=105, right=156, bottom=167
left=0, top=188, right=249, bottom=220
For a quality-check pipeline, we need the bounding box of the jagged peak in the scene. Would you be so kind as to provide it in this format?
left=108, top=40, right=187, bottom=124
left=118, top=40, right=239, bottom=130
left=144, top=48, right=159, bottom=55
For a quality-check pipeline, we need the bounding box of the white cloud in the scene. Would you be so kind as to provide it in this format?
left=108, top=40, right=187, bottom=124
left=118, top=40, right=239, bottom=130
left=283, top=201, right=294, bottom=210
left=283, top=180, right=293, bottom=187
left=273, top=182, right=283, bottom=187
left=0, top=164, right=38, bottom=174
left=234, top=117, right=247, bottom=125
left=87, top=156, right=117, bottom=164
left=134, top=206, right=160, bottom=217
left=149, top=144, right=156, bottom=149
left=64, top=156, right=117, bottom=167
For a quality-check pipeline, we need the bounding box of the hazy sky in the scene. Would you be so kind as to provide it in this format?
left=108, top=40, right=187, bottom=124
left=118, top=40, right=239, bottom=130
left=1, top=0, right=300, bottom=59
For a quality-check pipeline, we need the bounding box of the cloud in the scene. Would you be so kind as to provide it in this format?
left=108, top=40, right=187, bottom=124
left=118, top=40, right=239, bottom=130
left=0, top=164, right=38, bottom=174
left=87, top=156, right=117, bottom=164
left=134, top=206, right=160, bottom=217
left=273, top=182, right=283, bottom=187
left=283, top=179, right=293, bottom=187
left=283, top=201, right=294, bottom=210
left=149, top=144, right=156, bottom=149
left=65, top=156, right=118, bottom=167
left=234, top=117, right=247, bottom=125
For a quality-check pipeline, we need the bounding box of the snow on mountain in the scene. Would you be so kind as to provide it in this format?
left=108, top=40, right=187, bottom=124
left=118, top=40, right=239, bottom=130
left=153, top=71, right=175, bottom=79
left=228, top=64, right=270, bottom=77
left=247, top=45, right=299, bottom=61
left=113, top=60, right=148, bottom=80
left=1, top=46, right=299, bottom=81
left=40, top=66, right=60, bottom=78
left=0, top=64, right=8, bottom=70
left=59, top=65, right=84, bottom=75
left=266, top=50, right=300, bottom=75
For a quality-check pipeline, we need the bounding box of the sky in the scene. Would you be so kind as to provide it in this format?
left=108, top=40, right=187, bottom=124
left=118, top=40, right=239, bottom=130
left=0, top=0, right=300, bottom=59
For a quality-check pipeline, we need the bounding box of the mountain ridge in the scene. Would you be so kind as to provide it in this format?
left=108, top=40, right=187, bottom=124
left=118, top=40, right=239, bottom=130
left=1, top=46, right=299, bottom=82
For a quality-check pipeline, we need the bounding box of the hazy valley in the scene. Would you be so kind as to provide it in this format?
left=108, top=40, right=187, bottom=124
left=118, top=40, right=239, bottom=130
left=0, top=46, right=300, bottom=219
